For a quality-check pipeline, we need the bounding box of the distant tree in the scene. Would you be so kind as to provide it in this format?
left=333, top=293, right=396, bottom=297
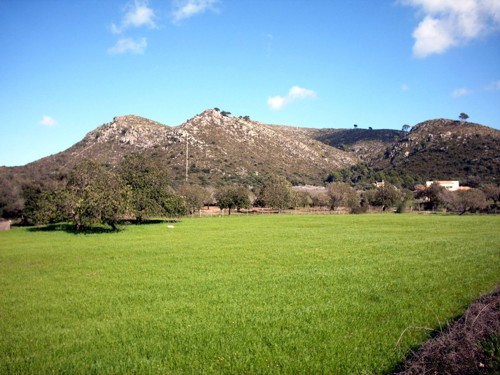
left=215, top=185, right=250, bottom=215
left=177, top=184, right=210, bottom=215
left=326, top=182, right=358, bottom=212
left=118, top=154, right=179, bottom=222
left=402, top=124, right=411, bottom=133
left=353, top=124, right=358, bottom=129
left=481, top=184, right=500, bottom=211
left=396, top=188, right=414, bottom=213
left=448, top=189, right=487, bottom=215
left=291, top=191, right=312, bottom=209
left=221, top=111, right=231, bottom=117
left=459, top=113, right=469, bottom=122
left=0, top=177, right=23, bottom=219
left=417, top=182, right=451, bottom=211
left=368, top=127, right=373, bottom=130
left=311, top=192, right=329, bottom=208
left=214, top=107, right=220, bottom=112
left=258, top=175, right=293, bottom=212
left=67, top=160, right=131, bottom=230
left=372, top=183, right=401, bottom=211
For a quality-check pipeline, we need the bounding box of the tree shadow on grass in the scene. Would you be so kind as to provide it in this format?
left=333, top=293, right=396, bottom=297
left=118, top=219, right=166, bottom=225
left=28, top=223, right=117, bottom=235
left=27, top=219, right=180, bottom=234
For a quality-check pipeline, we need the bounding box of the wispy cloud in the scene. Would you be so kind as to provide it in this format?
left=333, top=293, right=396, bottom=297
left=265, top=33, right=274, bottom=55
left=111, top=0, right=157, bottom=34
left=400, top=0, right=500, bottom=58
left=39, top=115, right=57, bottom=127
left=108, top=38, right=148, bottom=54
left=268, top=86, right=317, bottom=111
left=171, top=0, right=219, bottom=22
left=452, top=87, right=471, bottom=98
left=487, top=79, right=500, bottom=90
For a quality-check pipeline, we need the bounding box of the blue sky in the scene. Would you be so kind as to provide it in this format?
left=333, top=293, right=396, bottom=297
left=1, top=0, right=499, bottom=166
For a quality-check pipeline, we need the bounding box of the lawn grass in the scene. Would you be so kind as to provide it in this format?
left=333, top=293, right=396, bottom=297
left=1, top=214, right=499, bottom=374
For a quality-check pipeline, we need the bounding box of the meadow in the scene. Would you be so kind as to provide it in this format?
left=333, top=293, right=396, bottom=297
left=0, top=214, right=499, bottom=374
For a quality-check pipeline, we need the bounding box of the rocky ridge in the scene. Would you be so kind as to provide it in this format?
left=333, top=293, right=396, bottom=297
left=1, top=112, right=498, bottom=191
left=376, top=119, right=500, bottom=184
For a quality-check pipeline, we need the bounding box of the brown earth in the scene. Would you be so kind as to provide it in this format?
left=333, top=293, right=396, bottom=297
left=393, top=286, right=499, bottom=374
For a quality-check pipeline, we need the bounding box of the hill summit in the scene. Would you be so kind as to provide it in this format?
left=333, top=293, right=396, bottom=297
left=375, top=118, right=500, bottom=185
left=10, top=109, right=358, bottom=186
left=1, top=111, right=498, bottom=191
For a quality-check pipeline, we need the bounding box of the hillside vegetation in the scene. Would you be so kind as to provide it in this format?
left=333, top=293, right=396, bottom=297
left=376, top=119, right=500, bottom=186
left=1, top=110, right=499, bottom=220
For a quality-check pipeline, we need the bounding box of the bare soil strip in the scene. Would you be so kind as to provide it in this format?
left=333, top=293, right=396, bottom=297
left=393, top=287, right=499, bottom=374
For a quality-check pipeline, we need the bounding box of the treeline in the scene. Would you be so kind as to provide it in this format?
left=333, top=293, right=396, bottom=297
left=1, top=155, right=499, bottom=230
left=1, top=157, right=317, bottom=229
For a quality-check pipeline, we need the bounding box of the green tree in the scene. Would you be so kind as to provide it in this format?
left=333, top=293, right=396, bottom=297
left=177, top=184, right=210, bottom=215
left=292, top=191, right=312, bottom=208
left=258, top=175, right=293, bottom=211
left=402, top=124, right=411, bottom=133
left=215, top=185, right=250, bottom=215
left=326, top=182, right=358, bottom=212
left=372, top=183, right=401, bottom=211
left=67, top=160, right=131, bottom=230
left=0, top=177, right=23, bottom=219
left=118, top=154, right=178, bottom=222
left=22, top=187, right=71, bottom=226
left=417, top=183, right=451, bottom=211
left=459, top=112, right=469, bottom=122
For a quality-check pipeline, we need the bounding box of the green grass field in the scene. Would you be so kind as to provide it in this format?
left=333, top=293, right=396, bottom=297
left=1, top=214, right=499, bottom=374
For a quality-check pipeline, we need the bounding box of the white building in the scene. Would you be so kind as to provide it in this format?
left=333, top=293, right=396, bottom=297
left=425, top=181, right=460, bottom=191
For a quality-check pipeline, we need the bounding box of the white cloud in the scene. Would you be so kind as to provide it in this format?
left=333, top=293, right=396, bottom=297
left=268, top=86, right=317, bottom=111
left=400, top=0, right=500, bottom=58
left=108, top=38, right=148, bottom=54
left=171, top=0, right=219, bottom=22
left=452, top=87, right=472, bottom=97
left=39, top=115, right=57, bottom=127
left=112, top=0, right=157, bottom=34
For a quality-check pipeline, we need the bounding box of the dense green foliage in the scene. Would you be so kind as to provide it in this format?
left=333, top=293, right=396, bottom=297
left=256, top=175, right=293, bottom=210
left=1, top=215, right=498, bottom=374
left=177, top=184, right=211, bottom=214
left=118, top=154, right=184, bottom=222
left=67, top=160, right=131, bottom=230
left=214, top=185, right=250, bottom=215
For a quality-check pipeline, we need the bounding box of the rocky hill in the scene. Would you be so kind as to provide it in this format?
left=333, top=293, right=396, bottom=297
left=310, top=128, right=404, bottom=161
left=3, top=110, right=359, bottom=189
left=1, top=112, right=499, bottom=201
left=374, top=119, right=500, bottom=185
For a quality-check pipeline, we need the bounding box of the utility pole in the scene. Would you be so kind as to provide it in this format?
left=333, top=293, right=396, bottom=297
left=185, top=136, right=189, bottom=182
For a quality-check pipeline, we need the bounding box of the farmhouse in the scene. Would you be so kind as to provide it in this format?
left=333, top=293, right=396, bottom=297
left=426, top=180, right=460, bottom=191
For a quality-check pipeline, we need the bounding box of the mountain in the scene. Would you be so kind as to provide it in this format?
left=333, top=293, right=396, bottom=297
left=2, top=110, right=358, bottom=188
left=1, top=112, right=499, bottom=204
left=374, top=119, right=500, bottom=185
left=309, top=128, right=404, bottom=162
